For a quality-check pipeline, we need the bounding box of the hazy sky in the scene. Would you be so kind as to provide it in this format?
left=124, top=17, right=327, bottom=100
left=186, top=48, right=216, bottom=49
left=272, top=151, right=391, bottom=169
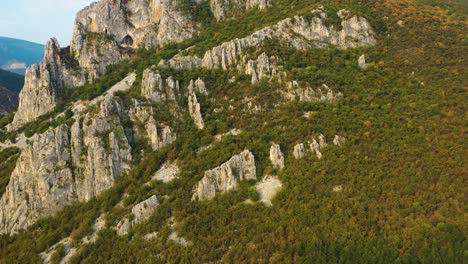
left=0, top=0, right=96, bottom=45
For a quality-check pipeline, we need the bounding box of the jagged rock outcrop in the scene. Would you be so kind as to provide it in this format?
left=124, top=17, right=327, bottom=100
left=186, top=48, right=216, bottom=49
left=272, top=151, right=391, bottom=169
left=162, top=9, right=376, bottom=86
left=128, top=99, right=176, bottom=151
left=11, top=39, right=84, bottom=129
left=270, top=144, right=285, bottom=170
left=141, top=68, right=180, bottom=102
left=293, top=134, right=345, bottom=161
left=358, top=54, right=368, bottom=69
left=188, top=78, right=208, bottom=95
left=333, top=135, right=346, bottom=146
left=241, top=53, right=280, bottom=84
left=11, top=0, right=199, bottom=130
left=0, top=125, right=74, bottom=234
left=192, top=150, right=256, bottom=200
left=158, top=54, right=202, bottom=70
left=210, top=0, right=271, bottom=21
left=71, top=0, right=196, bottom=77
left=188, top=90, right=205, bottom=130
left=293, top=143, right=307, bottom=159
left=117, top=195, right=159, bottom=236
left=71, top=94, right=133, bottom=201
left=283, top=83, right=343, bottom=102
left=152, top=161, right=179, bottom=182
left=0, top=92, right=168, bottom=234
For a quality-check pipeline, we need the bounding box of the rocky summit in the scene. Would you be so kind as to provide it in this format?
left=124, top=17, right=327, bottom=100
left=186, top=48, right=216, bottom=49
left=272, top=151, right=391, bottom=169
left=0, top=0, right=464, bottom=263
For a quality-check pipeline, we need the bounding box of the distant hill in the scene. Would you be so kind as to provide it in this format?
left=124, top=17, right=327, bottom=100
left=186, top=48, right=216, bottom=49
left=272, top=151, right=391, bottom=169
left=0, top=69, right=24, bottom=93
left=0, top=36, right=44, bottom=75
left=0, top=85, right=18, bottom=116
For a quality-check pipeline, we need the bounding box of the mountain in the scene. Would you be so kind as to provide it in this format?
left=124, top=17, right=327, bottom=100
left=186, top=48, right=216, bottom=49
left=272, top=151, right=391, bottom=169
left=0, top=68, right=24, bottom=93
left=0, top=36, right=44, bottom=75
left=0, top=86, right=18, bottom=116
left=0, top=0, right=465, bottom=263
left=0, top=69, right=22, bottom=116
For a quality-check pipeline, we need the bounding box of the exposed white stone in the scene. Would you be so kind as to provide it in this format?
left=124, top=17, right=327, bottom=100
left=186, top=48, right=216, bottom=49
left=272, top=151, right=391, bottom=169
left=293, top=143, right=307, bottom=159
left=270, top=144, right=285, bottom=170
left=333, top=135, right=346, bottom=146
left=192, top=150, right=256, bottom=200
left=256, top=175, right=282, bottom=206
left=142, top=68, right=180, bottom=102
left=152, top=161, right=179, bottom=183
left=358, top=54, right=368, bottom=69
left=117, top=195, right=160, bottom=236
left=188, top=90, right=205, bottom=130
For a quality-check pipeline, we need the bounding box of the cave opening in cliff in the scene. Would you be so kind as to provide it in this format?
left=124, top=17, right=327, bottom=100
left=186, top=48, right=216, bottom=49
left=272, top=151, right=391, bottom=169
left=122, top=35, right=134, bottom=46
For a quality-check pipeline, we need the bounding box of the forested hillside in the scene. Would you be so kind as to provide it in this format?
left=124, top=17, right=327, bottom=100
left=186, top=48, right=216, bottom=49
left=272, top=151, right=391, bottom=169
left=0, top=0, right=465, bottom=263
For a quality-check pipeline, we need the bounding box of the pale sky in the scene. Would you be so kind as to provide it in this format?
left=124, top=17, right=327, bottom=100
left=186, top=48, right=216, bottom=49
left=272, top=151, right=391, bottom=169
left=0, top=0, right=96, bottom=45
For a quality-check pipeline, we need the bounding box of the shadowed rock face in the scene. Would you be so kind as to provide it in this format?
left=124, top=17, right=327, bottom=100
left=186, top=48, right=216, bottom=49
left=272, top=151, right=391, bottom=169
left=192, top=150, right=256, bottom=200
left=10, top=39, right=85, bottom=129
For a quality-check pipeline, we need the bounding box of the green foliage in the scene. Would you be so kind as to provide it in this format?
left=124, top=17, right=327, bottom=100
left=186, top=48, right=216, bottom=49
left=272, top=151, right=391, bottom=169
left=0, top=0, right=465, bottom=263
left=0, top=147, right=20, bottom=197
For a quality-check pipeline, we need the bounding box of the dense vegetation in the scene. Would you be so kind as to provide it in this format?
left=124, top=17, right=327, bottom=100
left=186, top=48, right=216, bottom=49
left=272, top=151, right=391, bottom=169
left=0, top=0, right=465, bottom=263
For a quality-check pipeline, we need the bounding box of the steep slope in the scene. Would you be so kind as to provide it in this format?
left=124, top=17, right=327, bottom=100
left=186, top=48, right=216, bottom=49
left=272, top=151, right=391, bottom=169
left=0, top=36, right=44, bottom=75
left=0, top=69, right=22, bottom=116
left=0, top=0, right=465, bottom=263
left=0, top=86, right=18, bottom=116
left=0, top=69, right=24, bottom=93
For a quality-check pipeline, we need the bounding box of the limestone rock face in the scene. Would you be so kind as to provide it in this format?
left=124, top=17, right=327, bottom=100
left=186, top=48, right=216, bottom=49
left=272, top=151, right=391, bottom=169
left=71, top=0, right=195, bottom=50
left=210, top=0, right=271, bottom=21
left=188, top=78, right=208, bottom=95
left=358, top=54, right=368, bottom=69
left=333, top=135, right=346, bottom=146
left=71, top=95, right=133, bottom=201
left=162, top=10, right=376, bottom=90
left=270, top=144, right=285, bottom=170
left=0, top=125, right=74, bottom=235
left=293, top=143, right=307, bottom=159
left=0, top=93, right=146, bottom=234
left=284, top=83, right=343, bottom=102
left=141, top=68, right=180, bottom=102
left=129, top=99, right=176, bottom=151
left=158, top=55, right=202, bottom=70
left=188, top=90, right=205, bottom=130
left=242, top=53, right=279, bottom=84
left=192, top=150, right=256, bottom=200
left=11, top=39, right=84, bottom=129
left=117, top=195, right=160, bottom=236
left=152, top=161, right=179, bottom=182
left=293, top=134, right=345, bottom=161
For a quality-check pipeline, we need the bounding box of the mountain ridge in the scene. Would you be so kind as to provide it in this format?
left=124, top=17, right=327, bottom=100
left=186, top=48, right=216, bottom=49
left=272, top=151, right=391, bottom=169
left=0, top=0, right=465, bottom=263
left=0, top=36, right=44, bottom=75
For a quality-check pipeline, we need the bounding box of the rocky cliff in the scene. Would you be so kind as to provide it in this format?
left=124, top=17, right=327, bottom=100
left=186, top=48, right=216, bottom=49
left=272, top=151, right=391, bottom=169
left=0, top=2, right=375, bottom=237
left=10, top=0, right=198, bottom=129
left=0, top=74, right=179, bottom=233
left=11, top=39, right=84, bottom=128
left=192, top=150, right=256, bottom=200
left=210, top=0, right=270, bottom=21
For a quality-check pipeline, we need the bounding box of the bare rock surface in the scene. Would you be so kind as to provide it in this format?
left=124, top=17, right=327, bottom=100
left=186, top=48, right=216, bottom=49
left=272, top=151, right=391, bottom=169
left=256, top=175, right=282, bottom=206
left=192, top=150, right=256, bottom=200
left=270, top=144, right=285, bottom=170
